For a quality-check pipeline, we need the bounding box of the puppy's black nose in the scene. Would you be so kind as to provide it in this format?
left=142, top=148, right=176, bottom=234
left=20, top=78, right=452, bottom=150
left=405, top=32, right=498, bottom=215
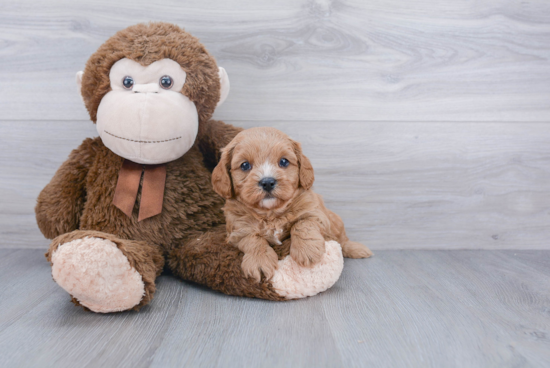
left=259, top=177, right=277, bottom=192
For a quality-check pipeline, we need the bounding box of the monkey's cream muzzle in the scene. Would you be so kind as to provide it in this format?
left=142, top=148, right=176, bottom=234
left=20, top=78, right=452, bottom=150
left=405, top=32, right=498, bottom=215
left=95, top=58, right=198, bottom=165
left=75, top=57, right=230, bottom=220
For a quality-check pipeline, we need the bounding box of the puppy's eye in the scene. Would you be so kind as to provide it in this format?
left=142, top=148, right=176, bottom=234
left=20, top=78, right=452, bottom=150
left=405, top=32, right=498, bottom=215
left=279, top=158, right=290, bottom=168
left=240, top=162, right=252, bottom=171
left=160, top=75, right=173, bottom=89
left=122, top=76, right=134, bottom=89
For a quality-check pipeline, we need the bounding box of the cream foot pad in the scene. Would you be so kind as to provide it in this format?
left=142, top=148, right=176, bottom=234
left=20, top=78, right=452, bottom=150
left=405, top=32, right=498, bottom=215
left=51, top=237, right=145, bottom=313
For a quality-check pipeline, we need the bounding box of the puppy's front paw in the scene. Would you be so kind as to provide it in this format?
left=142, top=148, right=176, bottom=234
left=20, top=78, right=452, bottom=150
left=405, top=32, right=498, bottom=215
left=241, top=248, right=279, bottom=283
left=342, top=241, right=373, bottom=258
left=290, top=235, right=326, bottom=267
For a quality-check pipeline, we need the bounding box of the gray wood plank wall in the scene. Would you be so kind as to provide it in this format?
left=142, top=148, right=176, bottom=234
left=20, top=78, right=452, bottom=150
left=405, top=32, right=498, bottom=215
left=1, top=0, right=549, bottom=249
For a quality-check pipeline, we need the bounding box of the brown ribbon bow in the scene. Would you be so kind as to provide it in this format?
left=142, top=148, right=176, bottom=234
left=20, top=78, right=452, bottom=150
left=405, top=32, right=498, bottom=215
left=112, top=160, right=167, bottom=222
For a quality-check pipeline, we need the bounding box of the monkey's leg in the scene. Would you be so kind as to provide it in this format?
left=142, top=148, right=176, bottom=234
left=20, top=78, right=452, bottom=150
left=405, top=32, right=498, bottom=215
left=167, top=225, right=344, bottom=300
left=46, top=230, right=164, bottom=313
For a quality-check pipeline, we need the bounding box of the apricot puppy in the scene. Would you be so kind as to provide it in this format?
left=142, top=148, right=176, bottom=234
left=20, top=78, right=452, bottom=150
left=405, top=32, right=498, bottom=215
left=212, top=127, right=372, bottom=282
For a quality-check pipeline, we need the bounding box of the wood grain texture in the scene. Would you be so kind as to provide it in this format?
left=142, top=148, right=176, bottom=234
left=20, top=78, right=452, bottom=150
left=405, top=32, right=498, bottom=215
left=0, top=0, right=549, bottom=121
left=2, top=1, right=549, bottom=366
left=2, top=120, right=549, bottom=250
left=0, top=249, right=549, bottom=368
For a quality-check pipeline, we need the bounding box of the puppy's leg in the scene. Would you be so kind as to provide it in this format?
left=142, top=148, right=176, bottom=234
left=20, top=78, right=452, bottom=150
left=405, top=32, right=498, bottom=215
left=236, top=234, right=279, bottom=283
left=341, top=241, right=373, bottom=258
left=326, top=209, right=373, bottom=258
left=290, top=220, right=326, bottom=267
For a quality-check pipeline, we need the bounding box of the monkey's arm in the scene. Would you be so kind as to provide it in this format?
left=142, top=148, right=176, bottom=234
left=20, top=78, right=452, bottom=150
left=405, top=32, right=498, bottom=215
left=35, top=138, right=98, bottom=239
left=198, top=119, right=243, bottom=169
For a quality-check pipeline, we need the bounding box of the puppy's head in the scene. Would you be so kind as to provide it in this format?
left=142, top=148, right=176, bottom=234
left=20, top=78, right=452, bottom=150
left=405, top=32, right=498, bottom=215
left=212, top=127, right=314, bottom=210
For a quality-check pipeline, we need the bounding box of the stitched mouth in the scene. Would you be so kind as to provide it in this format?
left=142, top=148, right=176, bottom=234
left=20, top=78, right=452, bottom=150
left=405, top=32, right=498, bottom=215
left=104, top=130, right=182, bottom=144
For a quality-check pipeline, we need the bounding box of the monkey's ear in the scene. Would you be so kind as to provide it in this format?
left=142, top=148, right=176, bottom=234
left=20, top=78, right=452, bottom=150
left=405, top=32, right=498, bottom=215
left=76, top=71, right=84, bottom=102
left=212, top=143, right=234, bottom=199
left=217, top=67, right=230, bottom=107
left=292, top=140, right=315, bottom=190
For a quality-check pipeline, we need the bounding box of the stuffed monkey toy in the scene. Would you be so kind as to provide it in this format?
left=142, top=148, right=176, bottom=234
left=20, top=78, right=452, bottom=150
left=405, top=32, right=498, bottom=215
left=35, top=23, right=344, bottom=313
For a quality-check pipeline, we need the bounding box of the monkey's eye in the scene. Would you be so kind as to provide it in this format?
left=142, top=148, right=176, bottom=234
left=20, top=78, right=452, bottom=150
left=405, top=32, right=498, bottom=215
left=279, top=158, right=290, bottom=168
left=160, top=75, right=173, bottom=89
left=240, top=162, right=252, bottom=171
left=122, top=76, right=134, bottom=90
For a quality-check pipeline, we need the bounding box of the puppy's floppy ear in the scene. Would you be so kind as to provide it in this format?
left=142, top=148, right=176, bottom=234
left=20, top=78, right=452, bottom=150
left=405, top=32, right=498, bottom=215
left=212, top=141, right=236, bottom=199
left=292, top=139, right=315, bottom=190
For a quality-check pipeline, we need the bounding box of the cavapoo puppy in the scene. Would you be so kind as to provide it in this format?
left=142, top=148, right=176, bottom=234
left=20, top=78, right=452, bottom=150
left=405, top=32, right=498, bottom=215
left=212, top=127, right=372, bottom=282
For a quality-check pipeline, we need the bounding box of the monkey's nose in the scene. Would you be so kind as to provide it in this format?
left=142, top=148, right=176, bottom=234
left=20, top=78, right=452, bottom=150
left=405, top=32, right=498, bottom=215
left=133, top=83, right=159, bottom=93
left=259, top=177, right=277, bottom=192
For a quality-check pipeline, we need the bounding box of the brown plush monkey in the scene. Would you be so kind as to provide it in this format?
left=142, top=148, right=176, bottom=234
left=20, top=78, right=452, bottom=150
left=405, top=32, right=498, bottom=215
left=36, top=23, right=344, bottom=313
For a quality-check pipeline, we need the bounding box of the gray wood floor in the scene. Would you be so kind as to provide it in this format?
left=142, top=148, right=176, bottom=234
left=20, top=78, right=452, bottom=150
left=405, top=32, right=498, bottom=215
left=1, top=0, right=550, bottom=367
left=1, top=249, right=549, bottom=368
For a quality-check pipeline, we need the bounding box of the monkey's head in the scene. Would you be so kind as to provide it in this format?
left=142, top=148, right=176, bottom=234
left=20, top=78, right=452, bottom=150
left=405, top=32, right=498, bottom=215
left=77, top=22, right=229, bottom=164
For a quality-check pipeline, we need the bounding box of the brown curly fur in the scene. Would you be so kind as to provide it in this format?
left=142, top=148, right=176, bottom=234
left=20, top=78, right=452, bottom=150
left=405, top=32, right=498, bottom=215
left=212, top=127, right=372, bottom=281
left=36, top=23, right=289, bottom=310
left=168, top=225, right=285, bottom=301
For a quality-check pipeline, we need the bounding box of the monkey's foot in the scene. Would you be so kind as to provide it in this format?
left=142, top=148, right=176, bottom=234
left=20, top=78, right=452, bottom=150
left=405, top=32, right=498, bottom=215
left=271, top=240, right=344, bottom=299
left=51, top=237, right=145, bottom=313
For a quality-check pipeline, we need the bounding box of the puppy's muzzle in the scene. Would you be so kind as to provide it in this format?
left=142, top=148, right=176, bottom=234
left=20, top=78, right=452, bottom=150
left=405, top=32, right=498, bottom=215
left=259, top=177, right=277, bottom=192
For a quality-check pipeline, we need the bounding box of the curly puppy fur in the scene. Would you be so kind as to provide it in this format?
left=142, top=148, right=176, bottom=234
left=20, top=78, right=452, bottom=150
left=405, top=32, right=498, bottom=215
left=36, top=23, right=297, bottom=309
left=212, top=127, right=373, bottom=282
